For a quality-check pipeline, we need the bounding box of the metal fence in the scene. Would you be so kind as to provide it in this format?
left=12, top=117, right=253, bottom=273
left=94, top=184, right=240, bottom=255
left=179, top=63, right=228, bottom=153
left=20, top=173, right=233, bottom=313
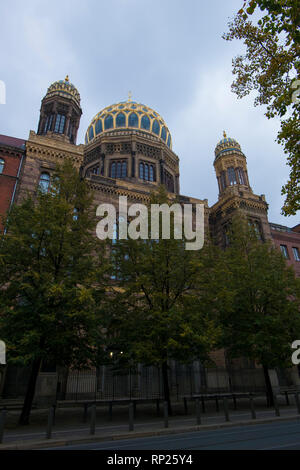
left=55, top=362, right=267, bottom=402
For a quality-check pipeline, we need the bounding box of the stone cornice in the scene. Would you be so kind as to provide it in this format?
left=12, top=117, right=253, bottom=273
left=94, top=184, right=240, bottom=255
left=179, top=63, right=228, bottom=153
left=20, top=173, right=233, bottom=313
left=26, top=131, right=84, bottom=167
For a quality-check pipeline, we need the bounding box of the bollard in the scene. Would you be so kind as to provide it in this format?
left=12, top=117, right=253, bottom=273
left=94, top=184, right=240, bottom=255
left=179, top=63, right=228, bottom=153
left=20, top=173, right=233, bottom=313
left=195, top=398, right=201, bottom=425
left=223, top=397, right=230, bottom=422
left=249, top=396, right=256, bottom=420
left=90, top=404, right=96, bottom=435
left=183, top=397, right=188, bottom=415
left=83, top=403, right=89, bottom=423
left=0, top=410, right=7, bottom=444
left=164, top=401, right=169, bottom=428
left=129, top=403, right=134, bottom=432
left=295, top=393, right=300, bottom=415
left=273, top=395, right=280, bottom=417
left=46, top=406, right=55, bottom=439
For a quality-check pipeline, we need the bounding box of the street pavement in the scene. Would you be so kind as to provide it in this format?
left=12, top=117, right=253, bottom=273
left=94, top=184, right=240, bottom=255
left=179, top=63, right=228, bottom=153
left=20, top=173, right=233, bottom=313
left=45, top=420, right=300, bottom=450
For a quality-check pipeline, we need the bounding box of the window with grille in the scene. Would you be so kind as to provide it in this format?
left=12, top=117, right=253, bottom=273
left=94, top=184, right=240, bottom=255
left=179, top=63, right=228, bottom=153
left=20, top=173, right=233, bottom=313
left=54, top=114, right=66, bottom=134
left=292, top=247, right=300, bottom=261
left=280, top=245, right=289, bottom=259
left=110, top=160, right=127, bottom=178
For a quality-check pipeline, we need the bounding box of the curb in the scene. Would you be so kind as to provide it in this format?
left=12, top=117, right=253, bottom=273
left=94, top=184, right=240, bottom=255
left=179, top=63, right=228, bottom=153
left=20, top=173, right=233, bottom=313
left=1, top=414, right=300, bottom=450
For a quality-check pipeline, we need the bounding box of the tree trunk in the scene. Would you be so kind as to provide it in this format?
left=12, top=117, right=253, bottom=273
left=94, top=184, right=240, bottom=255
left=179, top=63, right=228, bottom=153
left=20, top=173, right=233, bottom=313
left=262, top=364, right=274, bottom=407
left=162, top=361, right=172, bottom=416
left=19, top=357, right=42, bottom=425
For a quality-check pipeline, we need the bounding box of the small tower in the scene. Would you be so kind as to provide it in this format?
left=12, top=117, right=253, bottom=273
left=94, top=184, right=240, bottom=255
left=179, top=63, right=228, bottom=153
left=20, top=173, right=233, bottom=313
left=37, top=76, right=82, bottom=144
left=214, top=131, right=251, bottom=198
left=210, top=132, right=272, bottom=246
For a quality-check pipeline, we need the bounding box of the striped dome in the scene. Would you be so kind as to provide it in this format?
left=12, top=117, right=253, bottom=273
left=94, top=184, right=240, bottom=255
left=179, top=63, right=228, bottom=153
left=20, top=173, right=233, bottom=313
left=215, top=134, right=242, bottom=159
left=85, top=100, right=172, bottom=149
left=45, top=76, right=80, bottom=106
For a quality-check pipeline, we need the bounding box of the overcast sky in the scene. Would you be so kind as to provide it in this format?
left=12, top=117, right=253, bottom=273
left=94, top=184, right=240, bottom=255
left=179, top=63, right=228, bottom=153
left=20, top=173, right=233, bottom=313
left=0, top=0, right=298, bottom=226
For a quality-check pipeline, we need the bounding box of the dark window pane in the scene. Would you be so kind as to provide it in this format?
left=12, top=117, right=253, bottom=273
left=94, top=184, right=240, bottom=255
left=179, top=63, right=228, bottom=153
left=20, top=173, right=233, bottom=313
left=95, top=119, right=103, bottom=135
left=139, top=162, right=144, bottom=179
left=0, top=158, right=4, bottom=174
left=150, top=165, right=154, bottom=182
left=117, top=162, right=122, bottom=177
left=152, top=119, right=160, bottom=135
left=89, top=126, right=95, bottom=140
left=111, top=162, right=116, bottom=178
left=161, top=126, right=167, bottom=141
left=167, top=135, right=171, bottom=148
left=227, top=167, right=237, bottom=185
left=141, top=115, right=150, bottom=130
left=116, top=113, right=126, bottom=127
left=122, top=161, right=127, bottom=177
left=145, top=164, right=149, bottom=181
left=128, top=113, right=138, bottom=127
left=104, top=115, right=113, bottom=130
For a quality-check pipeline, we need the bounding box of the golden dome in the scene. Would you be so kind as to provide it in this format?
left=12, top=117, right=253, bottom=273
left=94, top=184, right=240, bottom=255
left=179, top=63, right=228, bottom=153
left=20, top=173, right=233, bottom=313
left=45, top=77, right=81, bottom=107
left=85, top=100, right=172, bottom=149
left=215, top=133, right=243, bottom=160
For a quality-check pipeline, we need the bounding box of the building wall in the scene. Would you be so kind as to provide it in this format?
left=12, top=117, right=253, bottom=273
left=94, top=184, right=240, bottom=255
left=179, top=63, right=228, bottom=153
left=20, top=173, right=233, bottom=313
left=0, top=135, right=25, bottom=230
left=270, top=223, right=300, bottom=277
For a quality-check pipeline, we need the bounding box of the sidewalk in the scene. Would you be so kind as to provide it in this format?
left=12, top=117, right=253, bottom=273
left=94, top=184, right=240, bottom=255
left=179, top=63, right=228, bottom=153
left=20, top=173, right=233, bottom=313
left=1, top=398, right=300, bottom=450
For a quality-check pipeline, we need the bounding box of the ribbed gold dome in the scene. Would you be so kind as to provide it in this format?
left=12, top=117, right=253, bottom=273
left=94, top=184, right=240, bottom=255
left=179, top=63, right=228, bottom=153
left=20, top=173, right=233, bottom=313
left=45, top=76, right=81, bottom=106
left=85, top=100, right=172, bottom=149
left=215, top=132, right=243, bottom=160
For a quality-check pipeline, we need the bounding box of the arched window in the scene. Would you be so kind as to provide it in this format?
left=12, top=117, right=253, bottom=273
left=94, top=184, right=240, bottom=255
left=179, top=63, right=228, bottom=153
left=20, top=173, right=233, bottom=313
left=139, top=162, right=144, bottom=179
left=227, top=167, right=237, bottom=185
left=161, top=126, right=167, bottom=142
left=141, top=115, right=150, bottom=130
left=237, top=167, right=246, bottom=185
left=110, top=160, right=127, bottom=178
left=111, top=162, right=116, bottom=178
left=104, top=115, right=113, bottom=130
left=167, top=135, right=171, bottom=148
left=54, top=114, right=66, bottom=134
left=122, top=161, right=127, bottom=178
left=43, top=114, right=54, bottom=133
left=149, top=165, right=154, bottom=182
left=144, top=164, right=149, bottom=181
left=95, top=119, right=103, bottom=135
left=0, top=158, right=4, bottom=174
left=152, top=120, right=160, bottom=135
left=116, top=113, right=126, bottom=127
left=88, top=126, right=94, bottom=140
left=39, top=172, right=50, bottom=193
left=128, top=113, right=138, bottom=127
left=220, top=171, right=226, bottom=191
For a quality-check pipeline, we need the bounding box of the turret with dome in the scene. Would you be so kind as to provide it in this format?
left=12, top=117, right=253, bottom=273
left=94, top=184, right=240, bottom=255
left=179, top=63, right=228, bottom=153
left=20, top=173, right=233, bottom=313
left=37, top=76, right=82, bottom=145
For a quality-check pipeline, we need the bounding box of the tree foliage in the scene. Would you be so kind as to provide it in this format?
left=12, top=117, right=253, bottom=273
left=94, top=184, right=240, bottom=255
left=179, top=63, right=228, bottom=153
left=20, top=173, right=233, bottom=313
left=218, top=213, right=300, bottom=401
left=105, top=186, right=220, bottom=410
left=0, top=160, right=108, bottom=423
left=224, top=0, right=300, bottom=216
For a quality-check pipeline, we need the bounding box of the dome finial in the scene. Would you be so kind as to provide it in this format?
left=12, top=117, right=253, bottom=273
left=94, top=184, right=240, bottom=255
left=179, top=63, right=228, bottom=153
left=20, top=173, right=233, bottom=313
left=65, top=75, right=69, bottom=82
left=128, top=90, right=132, bottom=102
left=223, top=130, right=227, bottom=139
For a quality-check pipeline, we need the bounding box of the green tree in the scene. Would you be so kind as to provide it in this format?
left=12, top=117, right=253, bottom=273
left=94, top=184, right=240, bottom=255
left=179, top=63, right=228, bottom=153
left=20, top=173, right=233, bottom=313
left=105, top=186, right=220, bottom=414
left=218, top=214, right=300, bottom=405
left=0, top=160, right=107, bottom=424
left=223, top=0, right=300, bottom=216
